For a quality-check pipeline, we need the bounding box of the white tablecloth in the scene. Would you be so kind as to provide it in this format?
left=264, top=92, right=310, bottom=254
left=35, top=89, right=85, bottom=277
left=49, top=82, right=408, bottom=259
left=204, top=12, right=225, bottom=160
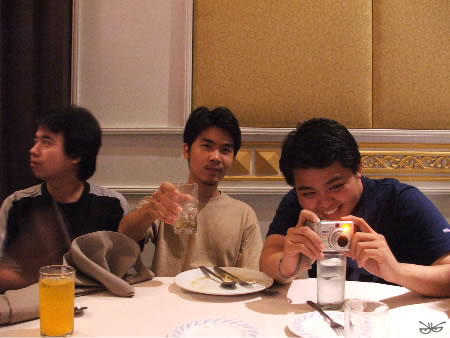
left=0, top=278, right=448, bottom=337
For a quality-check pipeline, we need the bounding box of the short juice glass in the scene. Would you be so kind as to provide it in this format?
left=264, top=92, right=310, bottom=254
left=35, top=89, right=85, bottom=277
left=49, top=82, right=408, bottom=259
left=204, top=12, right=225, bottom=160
left=39, top=265, right=75, bottom=337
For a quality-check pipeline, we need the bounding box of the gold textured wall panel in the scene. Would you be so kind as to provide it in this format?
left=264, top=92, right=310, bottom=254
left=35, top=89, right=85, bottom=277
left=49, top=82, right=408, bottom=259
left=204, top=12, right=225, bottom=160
left=193, top=0, right=373, bottom=128
left=373, top=1, right=450, bottom=129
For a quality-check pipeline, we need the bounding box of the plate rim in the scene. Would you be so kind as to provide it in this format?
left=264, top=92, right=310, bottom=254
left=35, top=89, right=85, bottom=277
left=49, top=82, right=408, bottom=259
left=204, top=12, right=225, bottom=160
left=288, top=311, right=344, bottom=338
left=174, top=266, right=274, bottom=296
left=168, top=317, right=260, bottom=338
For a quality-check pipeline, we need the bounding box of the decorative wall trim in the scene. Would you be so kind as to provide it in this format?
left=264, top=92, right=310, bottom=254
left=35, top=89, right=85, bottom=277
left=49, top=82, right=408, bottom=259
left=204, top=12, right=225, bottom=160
left=225, top=142, right=450, bottom=182
left=362, top=152, right=449, bottom=172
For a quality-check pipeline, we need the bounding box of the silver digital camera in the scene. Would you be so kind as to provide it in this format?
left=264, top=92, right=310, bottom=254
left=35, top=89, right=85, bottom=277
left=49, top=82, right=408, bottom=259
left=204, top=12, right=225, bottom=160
left=306, top=220, right=354, bottom=252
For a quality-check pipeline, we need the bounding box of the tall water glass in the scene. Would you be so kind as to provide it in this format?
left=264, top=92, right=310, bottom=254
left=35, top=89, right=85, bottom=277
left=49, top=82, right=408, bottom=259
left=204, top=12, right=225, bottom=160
left=39, top=265, right=75, bottom=337
left=317, top=252, right=346, bottom=310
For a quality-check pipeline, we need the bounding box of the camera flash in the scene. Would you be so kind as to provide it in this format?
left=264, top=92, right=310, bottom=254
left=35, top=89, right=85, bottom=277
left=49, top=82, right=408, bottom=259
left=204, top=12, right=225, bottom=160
left=341, top=223, right=351, bottom=232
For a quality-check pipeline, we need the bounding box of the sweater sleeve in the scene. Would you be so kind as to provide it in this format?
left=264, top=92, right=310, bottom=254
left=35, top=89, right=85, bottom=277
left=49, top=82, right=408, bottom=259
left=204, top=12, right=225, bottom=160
left=237, top=208, right=263, bottom=270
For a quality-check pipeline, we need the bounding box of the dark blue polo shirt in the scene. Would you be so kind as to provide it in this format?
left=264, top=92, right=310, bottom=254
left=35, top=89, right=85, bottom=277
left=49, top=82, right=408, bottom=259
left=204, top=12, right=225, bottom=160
left=267, top=176, right=450, bottom=283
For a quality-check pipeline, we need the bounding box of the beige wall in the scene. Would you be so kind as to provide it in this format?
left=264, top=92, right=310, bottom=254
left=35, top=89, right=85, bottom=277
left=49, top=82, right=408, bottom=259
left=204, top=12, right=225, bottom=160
left=73, top=0, right=191, bottom=128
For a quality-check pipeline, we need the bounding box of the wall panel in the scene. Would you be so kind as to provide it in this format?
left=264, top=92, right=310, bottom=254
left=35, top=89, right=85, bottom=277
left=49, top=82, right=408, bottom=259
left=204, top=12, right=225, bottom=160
left=373, top=0, right=450, bottom=129
left=73, top=0, right=191, bottom=128
left=193, top=0, right=373, bottom=128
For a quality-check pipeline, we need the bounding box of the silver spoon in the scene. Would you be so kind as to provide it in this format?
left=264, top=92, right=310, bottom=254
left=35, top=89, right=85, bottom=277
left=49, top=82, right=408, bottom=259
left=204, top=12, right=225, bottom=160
left=199, top=266, right=237, bottom=288
left=74, top=306, right=87, bottom=316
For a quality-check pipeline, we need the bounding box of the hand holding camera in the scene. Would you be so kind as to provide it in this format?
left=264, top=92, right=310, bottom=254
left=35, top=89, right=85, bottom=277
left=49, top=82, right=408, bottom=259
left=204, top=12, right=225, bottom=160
left=306, top=220, right=354, bottom=252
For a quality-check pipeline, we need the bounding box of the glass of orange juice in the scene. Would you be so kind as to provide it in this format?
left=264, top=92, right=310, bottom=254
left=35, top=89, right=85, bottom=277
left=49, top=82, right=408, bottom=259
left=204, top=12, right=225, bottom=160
left=39, top=265, right=75, bottom=337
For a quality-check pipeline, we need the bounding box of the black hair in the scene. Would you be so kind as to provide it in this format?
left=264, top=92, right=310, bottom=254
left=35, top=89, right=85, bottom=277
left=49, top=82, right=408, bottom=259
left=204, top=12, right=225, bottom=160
left=183, top=106, right=241, bottom=156
left=279, top=118, right=361, bottom=186
left=36, top=105, right=101, bottom=180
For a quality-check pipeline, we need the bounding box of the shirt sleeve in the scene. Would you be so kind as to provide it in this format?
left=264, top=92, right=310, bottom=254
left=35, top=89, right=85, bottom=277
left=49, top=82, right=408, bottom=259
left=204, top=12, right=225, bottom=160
left=237, top=208, right=263, bottom=270
left=136, top=196, right=160, bottom=245
left=266, top=188, right=302, bottom=237
left=394, top=186, right=450, bottom=265
left=0, top=195, right=14, bottom=257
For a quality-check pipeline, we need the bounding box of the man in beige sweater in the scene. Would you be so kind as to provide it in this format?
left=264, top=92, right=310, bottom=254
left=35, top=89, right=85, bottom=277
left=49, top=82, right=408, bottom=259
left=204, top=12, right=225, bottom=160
left=119, top=107, right=263, bottom=276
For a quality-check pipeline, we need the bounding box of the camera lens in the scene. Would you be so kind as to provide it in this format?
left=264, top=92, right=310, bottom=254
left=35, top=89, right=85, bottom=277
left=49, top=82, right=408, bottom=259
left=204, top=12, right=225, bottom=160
left=337, top=235, right=349, bottom=248
left=329, top=229, right=350, bottom=251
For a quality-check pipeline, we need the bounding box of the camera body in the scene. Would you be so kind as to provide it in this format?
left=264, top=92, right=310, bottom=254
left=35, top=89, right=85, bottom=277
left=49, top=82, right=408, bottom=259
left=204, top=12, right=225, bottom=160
left=307, top=220, right=354, bottom=252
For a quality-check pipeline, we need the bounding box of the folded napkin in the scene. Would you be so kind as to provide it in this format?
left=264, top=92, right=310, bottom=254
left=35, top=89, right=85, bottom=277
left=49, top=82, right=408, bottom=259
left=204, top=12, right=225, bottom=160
left=0, top=283, right=39, bottom=324
left=64, top=231, right=154, bottom=297
left=0, top=231, right=154, bottom=325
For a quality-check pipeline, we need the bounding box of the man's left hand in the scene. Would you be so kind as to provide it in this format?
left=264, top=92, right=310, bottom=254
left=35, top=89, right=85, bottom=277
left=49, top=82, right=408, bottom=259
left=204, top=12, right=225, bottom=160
left=343, top=215, right=400, bottom=283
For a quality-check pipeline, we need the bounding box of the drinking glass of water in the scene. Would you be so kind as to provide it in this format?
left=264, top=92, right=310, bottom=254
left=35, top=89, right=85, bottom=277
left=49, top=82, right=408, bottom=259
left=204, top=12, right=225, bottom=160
left=344, top=299, right=389, bottom=338
left=172, top=183, right=198, bottom=234
left=317, top=252, right=346, bottom=310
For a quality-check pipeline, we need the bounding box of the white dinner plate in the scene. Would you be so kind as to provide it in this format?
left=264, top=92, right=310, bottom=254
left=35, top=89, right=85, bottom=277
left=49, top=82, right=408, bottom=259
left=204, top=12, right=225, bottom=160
left=174, top=267, right=273, bottom=296
left=288, top=311, right=344, bottom=338
left=168, top=318, right=260, bottom=337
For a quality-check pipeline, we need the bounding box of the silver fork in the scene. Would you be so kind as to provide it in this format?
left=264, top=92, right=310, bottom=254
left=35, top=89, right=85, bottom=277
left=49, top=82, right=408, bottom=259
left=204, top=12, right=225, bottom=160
left=306, top=300, right=344, bottom=336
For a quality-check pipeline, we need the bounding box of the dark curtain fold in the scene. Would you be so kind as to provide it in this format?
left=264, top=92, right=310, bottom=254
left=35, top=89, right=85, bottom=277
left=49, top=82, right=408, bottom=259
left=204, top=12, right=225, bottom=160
left=0, top=0, right=72, bottom=203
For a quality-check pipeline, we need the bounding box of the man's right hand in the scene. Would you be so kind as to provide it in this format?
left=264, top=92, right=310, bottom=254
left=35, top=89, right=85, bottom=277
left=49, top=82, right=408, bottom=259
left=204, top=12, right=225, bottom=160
left=119, top=181, right=184, bottom=241
left=283, top=209, right=324, bottom=262
left=145, top=182, right=183, bottom=225
left=276, top=210, right=324, bottom=280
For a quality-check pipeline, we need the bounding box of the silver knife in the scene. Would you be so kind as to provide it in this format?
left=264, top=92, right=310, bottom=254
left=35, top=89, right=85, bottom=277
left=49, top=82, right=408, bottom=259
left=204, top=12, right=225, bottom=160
left=213, top=266, right=255, bottom=287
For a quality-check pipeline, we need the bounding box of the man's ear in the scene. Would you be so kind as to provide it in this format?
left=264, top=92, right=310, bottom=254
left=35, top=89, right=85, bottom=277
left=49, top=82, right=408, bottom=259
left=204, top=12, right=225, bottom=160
left=356, top=160, right=363, bottom=178
left=183, top=144, right=189, bottom=160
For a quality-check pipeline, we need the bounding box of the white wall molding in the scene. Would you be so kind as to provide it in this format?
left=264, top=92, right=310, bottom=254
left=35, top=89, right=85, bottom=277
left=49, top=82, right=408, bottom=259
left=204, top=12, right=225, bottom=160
left=110, top=185, right=450, bottom=196
left=71, top=0, right=80, bottom=103
left=101, top=127, right=450, bottom=144
left=182, top=0, right=193, bottom=124
left=102, top=127, right=184, bottom=135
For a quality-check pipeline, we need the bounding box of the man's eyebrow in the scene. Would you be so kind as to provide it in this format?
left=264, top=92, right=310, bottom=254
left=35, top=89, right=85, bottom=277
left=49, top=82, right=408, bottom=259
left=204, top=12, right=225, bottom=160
left=39, top=135, right=53, bottom=141
left=325, top=176, right=343, bottom=185
left=296, top=176, right=344, bottom=191
left=221, top=142, right=234, bottom=149
left=200, top=137, right=214, bottom=144
left=296, top=185, right=313, bottom=191
left=200, top=137, right=233, bottom=148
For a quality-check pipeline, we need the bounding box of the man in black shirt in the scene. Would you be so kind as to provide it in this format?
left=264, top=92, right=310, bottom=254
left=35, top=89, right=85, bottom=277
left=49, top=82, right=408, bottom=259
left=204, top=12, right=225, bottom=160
left=0, top=106, right=128, bottom=292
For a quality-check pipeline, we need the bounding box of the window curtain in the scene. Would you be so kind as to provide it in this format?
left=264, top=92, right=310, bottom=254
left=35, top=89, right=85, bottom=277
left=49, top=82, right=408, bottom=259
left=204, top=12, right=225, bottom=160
left=0, top=0, right=72, bottom=202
